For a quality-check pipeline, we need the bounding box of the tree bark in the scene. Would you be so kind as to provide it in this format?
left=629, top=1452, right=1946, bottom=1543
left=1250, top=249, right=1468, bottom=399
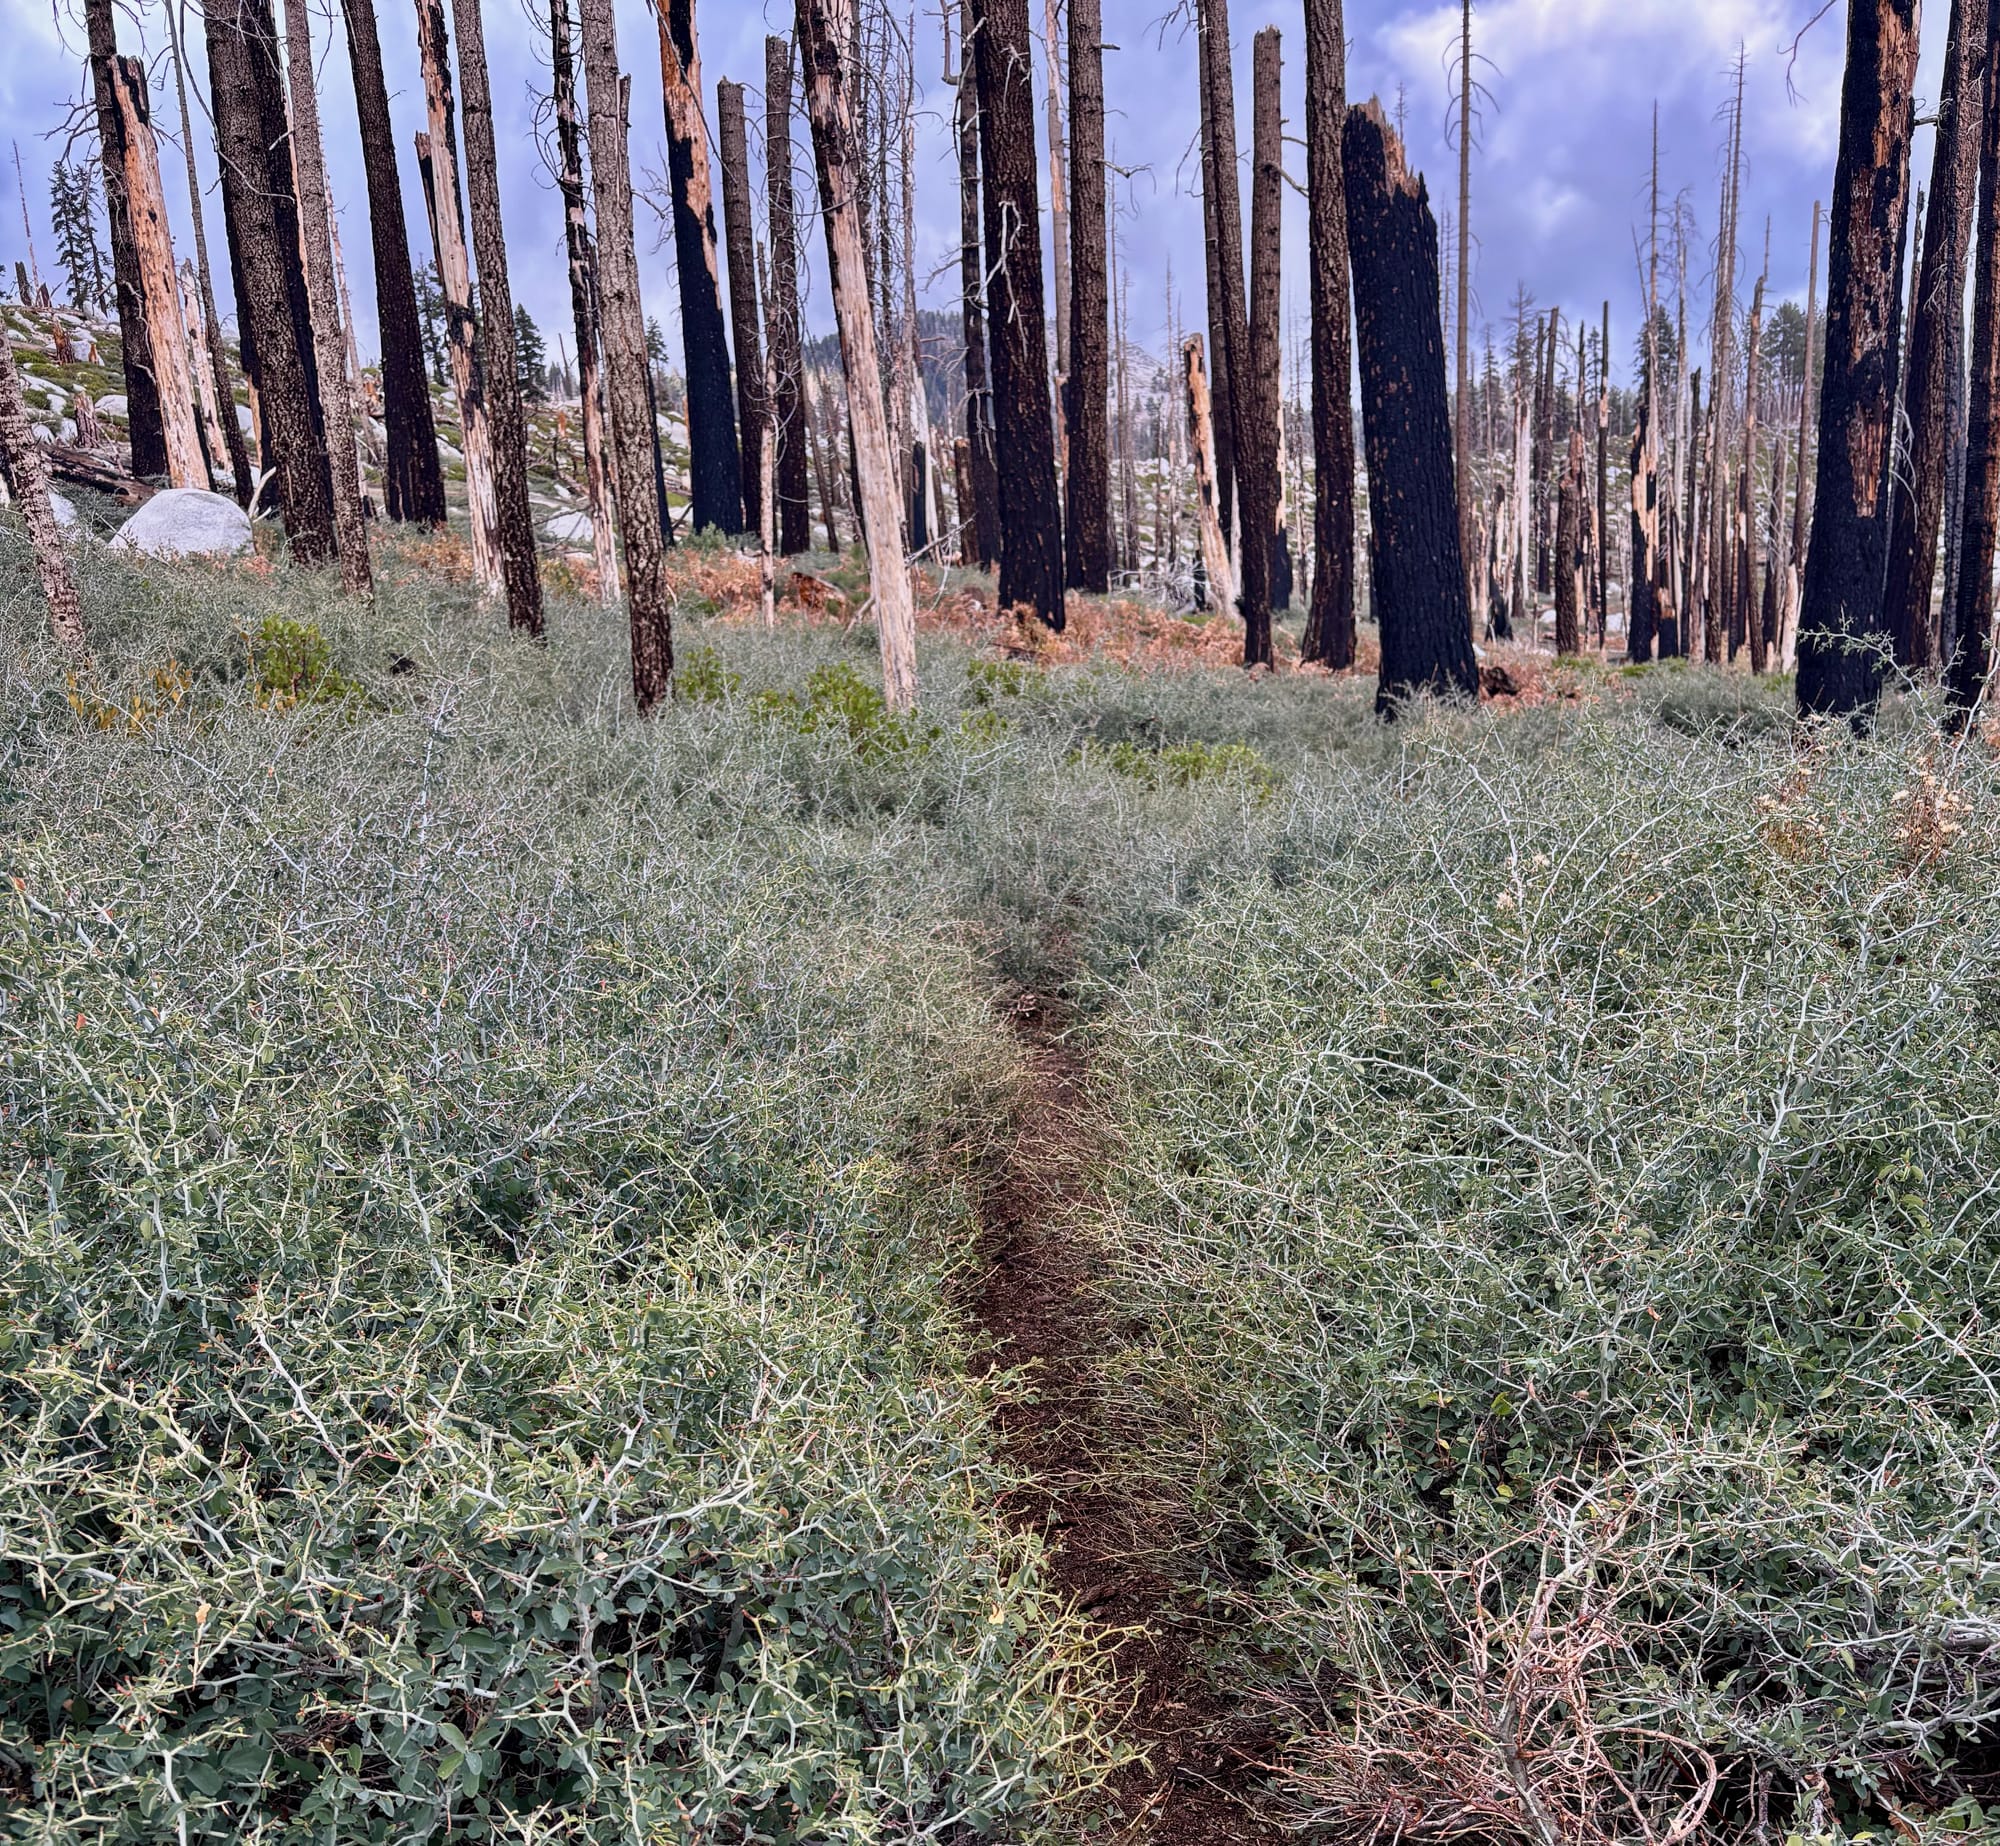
left=1245, top=25, right=1283, bottom=661
left=1740, top=272, right=1766, bottom=670
left=449, top=0, right=544, bottom=633
left=85, top=0, right=167, bottom=480
left=1343, top=99, right=1476, bottom=713
left=1798, top=0, right=1922, bottom=721
left=343, top=0, right=446, bottom=525
left=411, top=0, right=501, bottom=590
left=1947, top=0, right=2000, bottom=713
left=549, top=0, right=619, bottom=603
left=717, top=79, right=766, bottom=534
left=796, top=0, right=919, bottom=703
left=180, top=262, right=231, bottom=474
left=1783, top=203, right=1822, bottom=672
left=1064, top=0, right=1110, bottom=592
left=164, top=0, right=255, bottom=503
left=970, top=0, right=1065, bottom=626
left=953, top=0, right=1000, bottom=570
left=659, top=0, right=744, bottom=533
left=280, top=0, right=372, bottom=593
left=1044, top=0, right=1070, bottom=429
left=0, top=329, right=89, bottom=657
left=1197, top=0, right=1270, bottom=628
left=1196, top=48, right=1234, bottom=553
left=1184, top=334, right=1236, bottom=615
left=204, top=0, right=335, bottom=562
left=576, top=0, right=673, bottom=706
left=1555, top=426, right=1584, bottom=655
left=1296, top=0, right=1360, bottom=664
left=1454, top=0, right=1473, bottom=591
left=765, top=35, right=812, bottom=556
left=1886, top=0, right=1986, bottom=668
left=109, top=56, right=206, bottom=490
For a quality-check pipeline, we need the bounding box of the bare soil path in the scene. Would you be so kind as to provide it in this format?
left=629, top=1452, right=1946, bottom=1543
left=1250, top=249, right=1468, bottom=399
left=972, top=989, right=1279, bottom=1844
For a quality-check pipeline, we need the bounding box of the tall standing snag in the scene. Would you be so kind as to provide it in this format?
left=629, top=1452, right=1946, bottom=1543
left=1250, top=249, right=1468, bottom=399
left=1946, top=0, right=2000, bottom=713
left=1885, top=0, right=1988, bottom=669
left=1301, top=0, right=1355, bottom=667
left=0, top=332, right=89, bottom=659
left=952, top=0, right=1001, bottom=570
left=451, top=0, right=545, bottom=636
left=717, top=80, right=766, bottom=532
left=1245, top=25, right=1284, bottom=661
left=1065, top=0, right=1111, bottom=593
left=281, top=0, right=372, bottom=594
left=659, top=0, right=745, bottom=534
left=1797, top=0, right=1922, bottom=721
left=204, top=0, right=335, bottom=563
left=1342, top=100, right=1476, bottom=713
left=970, top=0, right=1066, bottom=627
left=765, top=35, right=812, bottom=556
left=1184, top=334, right=1236, bottom=615
left=576, top=0, right=674, bottom=706
left=796, top=0, right=919, bottom=703
left=343, top=0, right=447, bottom=525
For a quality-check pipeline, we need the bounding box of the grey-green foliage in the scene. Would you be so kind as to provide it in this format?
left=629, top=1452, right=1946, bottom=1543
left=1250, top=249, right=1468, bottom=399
left=0, top=541, right=1200, bottom=1842
left=1087, top=715, right=2000, bottom=1839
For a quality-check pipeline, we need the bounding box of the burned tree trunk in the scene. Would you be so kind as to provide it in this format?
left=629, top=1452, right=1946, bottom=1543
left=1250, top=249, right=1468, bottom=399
left=1197, top=0, right=1271, bottom=629
left=1064, top=0, right=1111, bottom=592
left=717, top=80, right=766, bottom=529
left=0, top=331, right=89, bottom=657
left=343, top=0, right=446, bottom=525
left=1196, top=48, right=1235, bottom=553
left=451, top=0, right=545, bottom=635
left=1184, top=334, right=1236, bottom=615
left=1555, top=426, right=1584, bottom=655
left=413, top=0, right=502, bottom=595
left=576, top=0, right=673, bottom=706
left=1798, top=0, right=1922, bottom=721
left=281, top=0, right=372, bottom=594
left=953, top=0, right=1000, bottom=571
left=659, top=0, right=744, bottom=533
left=797, top=0, right=919, bottom=701
left=1783, top=204, right=1822, bottom=672
left=970, top=0, right=1065, bottom=626
left=1245, top=24, right=1284, bottom=660
left=1947, top=0, right=2000, bottom=714
left=1302, top=0, right=1355, bottom=667
left=204, top=0, right=334, bottom=562
left=1886, top=0, right=1987, bottom=669
left=85, top=0, right=166, bottom=480
left=1740, top=271, right=1767, bottom=670
left=765, top=35, right=812, bottom=556
left=109, top=55, right=205, bottom=489
left=164, top=0, right=254, bottom=503
left=550, top=0, right=619, bottom=603
left=1343, top=100, right=1476, bottom=712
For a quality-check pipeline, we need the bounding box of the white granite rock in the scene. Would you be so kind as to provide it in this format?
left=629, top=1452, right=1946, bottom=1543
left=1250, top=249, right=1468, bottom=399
left=108, top=488, right=253, bottom=559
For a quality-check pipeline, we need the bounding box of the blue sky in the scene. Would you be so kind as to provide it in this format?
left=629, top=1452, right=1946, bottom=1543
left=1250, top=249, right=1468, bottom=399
left=0, top=0, right=1927, bottom=388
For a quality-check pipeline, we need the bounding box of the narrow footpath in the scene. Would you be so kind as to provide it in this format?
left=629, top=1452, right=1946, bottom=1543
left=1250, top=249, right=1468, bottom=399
left=972, top=989, right=1278, bottom=1844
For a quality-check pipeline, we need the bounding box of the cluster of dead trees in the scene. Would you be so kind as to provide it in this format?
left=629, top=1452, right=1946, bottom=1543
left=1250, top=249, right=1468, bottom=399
left=7, top=0, right=2000, bottom=727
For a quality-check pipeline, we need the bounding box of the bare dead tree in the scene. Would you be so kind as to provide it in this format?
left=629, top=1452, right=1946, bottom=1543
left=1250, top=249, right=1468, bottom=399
left=1184, top=333, right=1235, bottom=613
left=0, top=330, right=89, bottom=657
left=797, top=0, right=920, bottom=699
left=1781, top=202, right=1821, bottom=670
left=1344, top=99, right=1476, bottom=712
left=951, top=0, right=1000, bottom=569
left=1301, top=0, right=1355, bottom=666
left=1245, top=24, right=1284, bottom=662
left=716, top=79, right=766, bottom=534
left=766, top=34, right=813, bottom=556
left=971, top=0, right=1065, bottom=626
left=577, top=0, right=675, bottom=707
left=1798, top=0, right=1921, bottom=721
left=1064, top=0, right=1110, bottom=591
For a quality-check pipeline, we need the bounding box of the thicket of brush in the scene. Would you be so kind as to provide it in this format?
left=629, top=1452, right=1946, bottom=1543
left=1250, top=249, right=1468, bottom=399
left=1087, top=703, right=2000, bottom=1843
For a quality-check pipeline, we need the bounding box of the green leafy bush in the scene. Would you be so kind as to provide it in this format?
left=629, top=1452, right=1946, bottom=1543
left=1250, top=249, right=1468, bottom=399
left=247, top=616, right=365, bottom=712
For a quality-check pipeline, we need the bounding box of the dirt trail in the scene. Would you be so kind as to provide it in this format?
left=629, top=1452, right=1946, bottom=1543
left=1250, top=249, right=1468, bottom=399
left=973, top=990, right=1278, bottom=1844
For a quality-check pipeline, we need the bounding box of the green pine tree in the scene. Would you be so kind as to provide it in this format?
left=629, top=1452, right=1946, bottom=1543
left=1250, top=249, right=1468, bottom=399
left=49, top=162, right=108, bottom=314
left=513, top=303, right=547, bottom=402
left=413, top=262, right=449, bottom=388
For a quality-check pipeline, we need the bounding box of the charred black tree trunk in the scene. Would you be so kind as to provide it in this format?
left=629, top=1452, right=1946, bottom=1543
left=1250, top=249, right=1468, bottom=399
left=1064, top=0, right=1111, bottom=592
left=1246, top=24, right=1284, bottom=658
left=1197, top=0, right=1270, bottom=629
left=1885, top=0, right=1987, bottom=668
left=343, top=0, right=447, bottom=524
left=1555, top=426, right=1584, bottom=655
left=85, top=0, right=167, bottom=479
left=765, top=36, right=812, bottom=555
left=1947, top=0, right=2000, bottom=713
left=1196, top=51, right=1235, bottom=553
left=1798, top=0, right=1922, bottom=721
left=204, top=0, right=334, bottom=560
left=451, top=0, right=545, bottom=634
left=970, top=0, right=1065, bottom=626
left=954, top=0, right=1001, bottom=571
left=717, top=80, right=766, bottom=530
left=1300, top=0, right=1355, bottom=667
left=659, top=0, right=744, bottom=533
left=1343, top=100, right=1476, bottom=714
